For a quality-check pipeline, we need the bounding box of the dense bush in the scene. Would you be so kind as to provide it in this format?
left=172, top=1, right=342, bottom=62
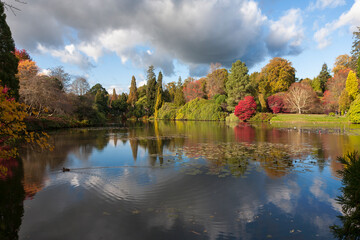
left=234, top=96, right=257, bottom=121
left=226, top=113, right=240, bottom=122
left=249, top=113, right=274, bottom=122
left=157, top=102, right=179, bottom=120
left=175, top=98, right=226, bottom=121
left=348, top=95, right=360, bottom=123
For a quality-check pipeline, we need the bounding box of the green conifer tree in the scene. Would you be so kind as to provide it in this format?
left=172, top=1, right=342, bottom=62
left=174, top=76, right=185, bottom=106
left=226, top=60, right=251, bottom=111
left=0, top=2, right=19, bottom=100
left=318, top=63, right=331, bottom=93
left=146, top=65, right=157, bottom=115
left=154, top=87, right=163, bottom=119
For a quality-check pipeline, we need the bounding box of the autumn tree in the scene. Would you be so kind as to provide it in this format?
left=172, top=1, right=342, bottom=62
left=174, top=77, right=185, bottom=106
left=17, top=60, right=38, bottom=81
left=259, top=57, right=295, bottom=95
left=14, top=48, right=31, bottom=62
left=317, top=63, right=331, bottom=92
left=183, top=78, right=207, bottom=102
left=322, top=90, right=339, bottom=113
left=206, top=65, right=228, bottom=98
left=348, top=95, right=360, bottom=123
left=0, top=2, right=19, bottom=100
left=234, top=96, right=257, bottom=121
left=267, top=94, right=285, bottom=114
left=339, top=89, right=352, bottom=114
left=285, top=82, right=318, bottom=114
left=226, top=60, right=251, bottom=111
left=70, top=77, right=90, bottom=96
left=345, top=70, right=359, bottom=100
left=127, top=76, right=138, bottom=107
left=146, top=65, right=157, bottom=115
left=333, top=54, right=352, bottom=74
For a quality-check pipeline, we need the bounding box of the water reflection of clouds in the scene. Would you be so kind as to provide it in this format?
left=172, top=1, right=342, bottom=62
left=310, top=178, right=342, bottom=213
left=266, top=180, right=300, bottom=214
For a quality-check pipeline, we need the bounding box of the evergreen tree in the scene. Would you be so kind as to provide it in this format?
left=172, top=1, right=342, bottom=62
left=318, top=63, right=331, bottom=92
left=94, top=89, right=109, bottom=113
left=226, top=60, right=251, bottom=111
left=127, top=76, right=138, bottom=107
left=0, top=2, right=19, bottom=100
left=110, top=88, right=117, bottom=105
left=346, top=70, right=359, bottom=100
left=174, top=76, right=185, bottom=106
left=157, top=71, right=163, bottom=93
left=146, top=65, right=157, bottom=115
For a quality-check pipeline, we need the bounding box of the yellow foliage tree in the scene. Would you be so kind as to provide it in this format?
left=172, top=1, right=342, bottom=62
left=0, top=82, right=53, bottom=165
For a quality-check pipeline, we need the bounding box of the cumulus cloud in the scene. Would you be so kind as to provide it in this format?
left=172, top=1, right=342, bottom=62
left=314, top=0, right=360, bottom=49
left=308, top=0, right=345, bottom=10
left=7, top=0, right=305, bottom=76
left=37, top=44, right=94, bottom=70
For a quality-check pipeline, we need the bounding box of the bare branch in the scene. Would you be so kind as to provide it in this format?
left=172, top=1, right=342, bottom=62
left=1, top=0, right=26, bottom=15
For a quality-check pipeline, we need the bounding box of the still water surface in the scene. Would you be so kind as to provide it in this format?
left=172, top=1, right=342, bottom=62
left=2, top=121, right=360, bottom=239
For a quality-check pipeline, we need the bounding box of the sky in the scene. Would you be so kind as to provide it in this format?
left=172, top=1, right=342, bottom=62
left=5, top=0, right=360, bottom=94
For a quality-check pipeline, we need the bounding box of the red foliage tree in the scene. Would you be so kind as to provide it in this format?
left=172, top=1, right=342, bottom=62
left=322, top=90, right=338, bottom=113
left=267, top=94, right=285, bottom=113
left=14, top=48, right=31, bottom=62
left=234, top=96, right=257, bottom=121
left=183, top=78, right=206, bottom=102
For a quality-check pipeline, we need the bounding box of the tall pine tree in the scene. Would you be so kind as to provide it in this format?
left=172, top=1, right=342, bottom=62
left=226, top=60, right=251, bottom=111
left=127, top=76, right=138, bottom=107
left=318, top=63, right=331, bottom=93
left=351, top=27, right=360, bottom=71
left=174, top=76, right=185, bottom=106
left=0, top=2, right=19, bottom=100
left=146, top=65, right=157, bottom=115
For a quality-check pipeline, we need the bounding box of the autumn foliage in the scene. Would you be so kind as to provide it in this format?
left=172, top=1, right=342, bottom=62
left=267, top=94, right=285, bottom=113
left=183, top=79, right=206, bottom=102
left=234, top=96, right=257, bottom=121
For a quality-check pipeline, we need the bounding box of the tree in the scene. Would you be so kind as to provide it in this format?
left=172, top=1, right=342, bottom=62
left=322, top=90, right=338, bottom=113
left=146, top=65, right=157, bottom=115
left=14, top=48, right=31, bottom=62
left=16, top=60, right=38, bottom=81
left=285, top=82, right=318, bottom=114
left=89, top=83, right=107, bottom=96
left=183, top=78, right=207, bottom=102
left=267, top=94, right=285, bottom=114
left=345, top=70, right=359, bottom=100
left=157, top=71, right=163, bottom=93
left=110, top=88, right=117, bottom=105
left=259, top=57, right=295, bottom=95
left=154, top=87, right=163, bottom=119
left=310, top=77, right=322, bottom=93
left=318, top=63, right=331, bottom=92
left=330, top=152, right=360, bottom=238
left=348, top=95, right=360, bottom=123
left=206, top=66, right=228, bottom=98
left=226, top=60, right=251, bottom=111
left=333, top=54, right=352, bottom=74
left=111, top=93, right=128, bottom=117
left=164, top=81, right=176, bottom=102
left=234, top=96, right=257, bottom=121
left=326, top=69, right=350, bottom=100
left=339, top=89, right=352, bottom=114
left=0, top=2, right=19, bottom=100
left=350, top=26, right=360, bottom=70
left=174, top=76, right=185, bottom=106
left=357, top=55, right=360, bottom=79
left=50, top=66, right=71, bottom=92
left=127, top=76, right=138, bottom=107
left=70, top=77, right=90, bottom=96
left=94, top=89, right=109, bottom=113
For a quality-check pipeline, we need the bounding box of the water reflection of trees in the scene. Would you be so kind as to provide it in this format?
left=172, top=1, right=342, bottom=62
left=0, top=158, right=24, bottom=240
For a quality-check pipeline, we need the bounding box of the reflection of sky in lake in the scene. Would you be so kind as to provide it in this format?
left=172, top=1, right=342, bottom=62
left=14, top=122, right=359, bottom=239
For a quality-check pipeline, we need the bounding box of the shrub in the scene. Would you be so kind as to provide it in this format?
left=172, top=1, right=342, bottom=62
left=226, top=113, right=240, bottom=122
left=234, top=96, right=257, bottom=121
left=157, top=102, right=179, bottom=120
left=348, top=95, right=360, bottom=123
left=214, top=94, right=227, bottom=105
left=249, top=113, right=274, bottom=122
left=328, top=112, right=335, bottom=117
left=175, top=98, right=226, bottom=121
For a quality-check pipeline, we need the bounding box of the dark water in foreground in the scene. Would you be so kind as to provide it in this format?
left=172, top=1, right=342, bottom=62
left=2, top=121, right=360, bottom=240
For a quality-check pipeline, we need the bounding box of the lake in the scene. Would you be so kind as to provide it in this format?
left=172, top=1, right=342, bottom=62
left=2, top=121, right=360, bottom=240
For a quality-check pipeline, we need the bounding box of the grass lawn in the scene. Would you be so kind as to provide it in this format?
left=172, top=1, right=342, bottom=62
left=270, top=114, right=350, bottom=123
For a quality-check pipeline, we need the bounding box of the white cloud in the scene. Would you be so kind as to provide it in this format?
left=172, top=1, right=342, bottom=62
left=37, top=43, right=94, bottom=69
left=308, top=0, right=345, bottom=10
left=138, top=80, right=147, bottom=87
left=267, top=9, right=304, bottom=56
left=314, top=0, right=360, bottom=49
